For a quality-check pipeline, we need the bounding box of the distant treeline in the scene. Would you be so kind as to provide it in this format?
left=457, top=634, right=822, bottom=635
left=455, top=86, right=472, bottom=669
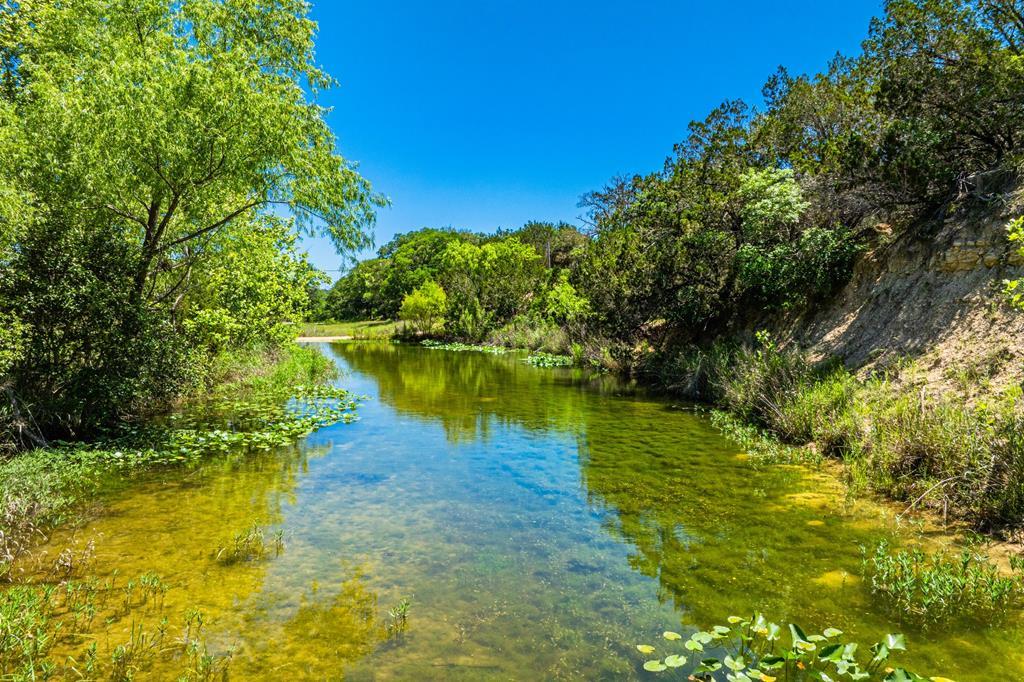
left=322, top=0, right=1024, bottom=352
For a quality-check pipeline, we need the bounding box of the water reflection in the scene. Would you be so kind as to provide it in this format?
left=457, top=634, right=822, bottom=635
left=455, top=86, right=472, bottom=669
left=22, top=342, right=1024, bottom=679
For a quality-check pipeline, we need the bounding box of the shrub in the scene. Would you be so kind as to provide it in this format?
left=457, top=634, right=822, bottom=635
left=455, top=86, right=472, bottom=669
left=399, top=280, right=448, bottom=334
left=487, top=313, right=570, bottom=353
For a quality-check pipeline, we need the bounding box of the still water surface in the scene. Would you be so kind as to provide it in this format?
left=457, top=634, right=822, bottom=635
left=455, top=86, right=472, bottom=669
left=35, top=342, right=1024, bottom=679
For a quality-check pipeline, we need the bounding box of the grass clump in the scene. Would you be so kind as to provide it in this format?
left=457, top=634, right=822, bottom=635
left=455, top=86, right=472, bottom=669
left=862, top=539, right=1024, bottom=625
left=651, top=332, right=1024, bottom=532
left=212, top=523, right=285, bottom=565
left=634, top=615, right=936, bottom=680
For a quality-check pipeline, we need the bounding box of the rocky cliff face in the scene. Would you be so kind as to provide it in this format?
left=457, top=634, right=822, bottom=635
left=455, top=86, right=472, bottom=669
left=784, top=194, right=1024, bottom=392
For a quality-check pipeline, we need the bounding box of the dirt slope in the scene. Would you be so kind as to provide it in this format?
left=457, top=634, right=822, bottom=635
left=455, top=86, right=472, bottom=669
left=783, top=193, right=1024, bottom=392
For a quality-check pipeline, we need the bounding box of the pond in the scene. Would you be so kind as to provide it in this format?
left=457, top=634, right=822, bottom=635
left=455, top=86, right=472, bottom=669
left=22, top=342, right=1024, bottom=679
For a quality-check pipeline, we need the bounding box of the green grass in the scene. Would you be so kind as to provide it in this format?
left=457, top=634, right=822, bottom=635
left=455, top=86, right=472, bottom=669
left=862, top=539, right=1024, bottom=625
left=0, top=344, right=356, bottom=578
left=650, top=335, right=1024, bottom=532
left=300, top=320, right=402, bottom=339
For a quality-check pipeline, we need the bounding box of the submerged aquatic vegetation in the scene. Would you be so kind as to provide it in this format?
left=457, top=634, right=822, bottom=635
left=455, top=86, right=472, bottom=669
left=0, top=381, right=357, bottom=576
left=862, top=539, right=1024, bottom=625
left=212, top=523, right=285, bottom=565
left=385, top=597, right=412, bottom=639
left=0, top=571, right=228, bottom=681
left=635, top=617, right=938, bottom=680
left=709, top=410, right=820, bottom=466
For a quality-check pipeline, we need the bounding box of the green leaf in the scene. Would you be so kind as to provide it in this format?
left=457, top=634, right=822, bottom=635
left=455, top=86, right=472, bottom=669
left=823, top=627, right=843, bottom=638
left=636, top=644, right=655, bottom=654
left=664, top=654, right=686, bottom=668
left=684, top=639, right=704, bottom=652
left=884, top=633, right=907, bottom=651
left=643, top=660, right=667, bottom=672
left=695, top=658, right=723, bottom=673
left=662, top=631, right=682, bottom=641
left=724, top=654, right=746, bottom=671
left=819, top=643, right=843, bottom=661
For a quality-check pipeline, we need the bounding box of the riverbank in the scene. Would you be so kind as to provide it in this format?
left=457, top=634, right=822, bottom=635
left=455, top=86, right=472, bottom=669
left=305, top=327, right=1024, bottom=537
left=0, top=344, right=356, bottom=580
left=1, top=340, right=1013, bottom=678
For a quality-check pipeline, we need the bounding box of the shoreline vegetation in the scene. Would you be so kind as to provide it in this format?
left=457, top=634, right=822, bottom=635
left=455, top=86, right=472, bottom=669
left=304, top=327, right=1024, bottom=539
left=0, top=344, right=360, bottom=677
left=0, top=0, right=1022, bottom=677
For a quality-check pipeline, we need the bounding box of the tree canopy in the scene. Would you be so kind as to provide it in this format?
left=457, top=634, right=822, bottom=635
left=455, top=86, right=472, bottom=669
left=0, top=0, right=380, bottom=444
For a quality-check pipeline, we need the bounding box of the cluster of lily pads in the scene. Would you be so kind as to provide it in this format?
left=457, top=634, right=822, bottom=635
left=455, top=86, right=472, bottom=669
left=524, top=352, right=574, bottom=367
left=635, top=615, right=948, bottom=681
left=62, top=385, right=360, bottom=467
left=420, top=340, right=509, bottom=354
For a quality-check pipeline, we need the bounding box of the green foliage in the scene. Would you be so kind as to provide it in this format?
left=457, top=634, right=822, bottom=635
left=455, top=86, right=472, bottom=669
left=0, top=0, right=379, bottom=444
left=184, top=217, right=324, bottom=352
left=437, top=237, right=544, bottom=339
left=633, top=616, right=936, bottom=681
left=0, top=345, right=353, bottom=576
left=863, top=539, right=1024, bottom=624
left=1005, top=216, right=1024, bottom=307
left=542, top=271, right=591, bottom=324
left=213, top=523, right=285, bottom=565
left=399, top=280, right=448, bottom=334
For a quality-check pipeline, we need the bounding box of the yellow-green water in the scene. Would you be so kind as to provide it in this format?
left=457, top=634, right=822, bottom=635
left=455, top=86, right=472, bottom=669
left=13, top=342, right=1024, bottom=679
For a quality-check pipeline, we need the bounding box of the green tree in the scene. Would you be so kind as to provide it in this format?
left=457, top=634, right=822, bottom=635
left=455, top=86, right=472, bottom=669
left=0, top=0, right=381, bottom=441
left=438, top=238, right=543, bottom=338
left=376, top=228, right=477, bottom=316
left=1, top=0, right=382, bottom=304
left=543, top=271, right=590, bottom=325
left=399, top=280, right=448, bottom=334
left=184, top=217, right=324, bottom=352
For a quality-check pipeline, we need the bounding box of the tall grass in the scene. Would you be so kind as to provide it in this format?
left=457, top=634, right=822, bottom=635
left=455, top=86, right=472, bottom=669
left=649, top=334, right=1024, bottom=531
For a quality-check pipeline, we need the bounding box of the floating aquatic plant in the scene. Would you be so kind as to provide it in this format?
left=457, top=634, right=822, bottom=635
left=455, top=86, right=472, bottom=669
left=634, top=615, right=943, bottom=681
left=524, top=352, right=574, bottom=368
left=421, top=340, right=509, bottom=354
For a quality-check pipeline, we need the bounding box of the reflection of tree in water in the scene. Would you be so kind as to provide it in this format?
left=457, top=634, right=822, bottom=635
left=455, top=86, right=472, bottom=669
left=575, top=404, right=879, bottom=629
left=332, top=342, right=612, bottom=443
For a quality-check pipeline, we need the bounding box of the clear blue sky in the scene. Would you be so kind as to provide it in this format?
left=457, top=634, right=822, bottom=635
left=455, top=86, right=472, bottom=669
left=304, top=0, right=883, bottom=276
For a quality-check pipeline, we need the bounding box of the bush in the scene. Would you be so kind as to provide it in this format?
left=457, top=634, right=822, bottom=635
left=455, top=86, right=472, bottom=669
left=399, top=280, right=448, bottom=335
left=486, top=313, right=570, bottom=353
